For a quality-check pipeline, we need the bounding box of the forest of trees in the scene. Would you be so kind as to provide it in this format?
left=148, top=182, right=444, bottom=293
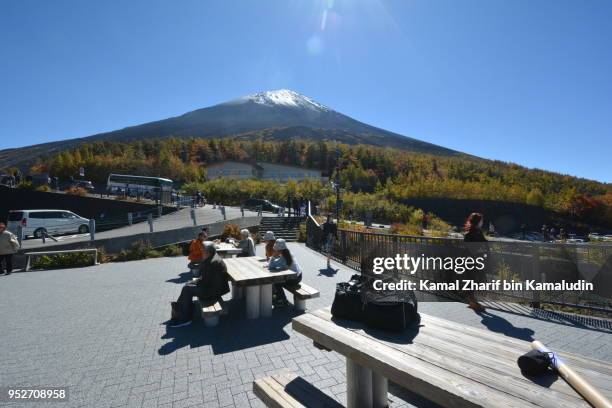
left=22, top=137, right=611, bottom=227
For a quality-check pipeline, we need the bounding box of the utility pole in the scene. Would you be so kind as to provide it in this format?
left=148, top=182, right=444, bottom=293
left=335, top=146, right=341, bottom=223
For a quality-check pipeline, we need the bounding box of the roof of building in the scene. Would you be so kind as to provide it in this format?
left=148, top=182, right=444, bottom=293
left=205, top=161, right=263, bottom=170
left=205, top=161, right=321, bottom=173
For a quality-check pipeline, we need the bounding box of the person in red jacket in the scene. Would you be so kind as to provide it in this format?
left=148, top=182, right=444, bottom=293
left=188, top=232, right=205, bottom=267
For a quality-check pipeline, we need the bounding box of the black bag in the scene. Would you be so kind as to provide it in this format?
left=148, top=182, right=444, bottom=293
left=170, top=301, right=182, bottom=321
left=363, top=290, right=418, bottom=332
left=331, top=274, right=367, bottom=321
left=517, top=350, right=553, bottom=376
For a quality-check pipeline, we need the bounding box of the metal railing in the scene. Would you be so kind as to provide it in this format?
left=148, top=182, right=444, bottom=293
left=306, top=203, right=612, bottom=314
left=94, top=206, right=166, bottom=230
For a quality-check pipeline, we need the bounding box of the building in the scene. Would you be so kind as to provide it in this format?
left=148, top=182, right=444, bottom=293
left=205, top=161, right=324, bottom=183
left=205, top=161, right=258, bottom=180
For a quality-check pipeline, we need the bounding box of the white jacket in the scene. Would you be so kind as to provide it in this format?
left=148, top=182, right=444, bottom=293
left=0, top=230, right=20, bottom=255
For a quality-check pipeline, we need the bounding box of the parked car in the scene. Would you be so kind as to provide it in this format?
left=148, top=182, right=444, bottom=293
left=588, top=233, right=603, bottom=241
left=566, top=238, right=585, bottom=244
left=72, top=180, right=95, bottom=191
left=7, top=209, right=91, bottom=239
left=0, top=174, right=15, bottom=187
left=28, top=173, right=51, bottom=186
left=242, top=198, right=281, bottom=213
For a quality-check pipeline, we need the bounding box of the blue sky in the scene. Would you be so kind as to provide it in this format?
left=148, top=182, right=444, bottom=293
left=1, top=0, right=611, bottom=182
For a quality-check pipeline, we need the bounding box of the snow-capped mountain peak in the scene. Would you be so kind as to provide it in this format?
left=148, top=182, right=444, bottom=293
left=230, top=89, right=330, bottom=112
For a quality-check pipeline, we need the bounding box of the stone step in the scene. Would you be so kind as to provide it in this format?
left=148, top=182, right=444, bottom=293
left=260, top=219, right=302, bottom=223
left=259, top=216, right=302, bottom=242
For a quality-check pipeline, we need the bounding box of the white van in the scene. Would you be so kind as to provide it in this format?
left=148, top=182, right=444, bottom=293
left=7, top=210, right=90, bottom=239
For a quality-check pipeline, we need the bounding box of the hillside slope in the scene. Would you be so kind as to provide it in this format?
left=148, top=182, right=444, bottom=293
left=0, top=90, right=458, bottom=170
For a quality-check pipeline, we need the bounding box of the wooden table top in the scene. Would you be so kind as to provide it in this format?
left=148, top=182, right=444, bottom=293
left=293, top=307, right=612, bottom=408
left=224, top=256, right=297, bottom=287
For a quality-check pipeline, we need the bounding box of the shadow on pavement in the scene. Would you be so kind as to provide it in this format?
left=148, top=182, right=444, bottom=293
left=482, top=301, right=612, bottom=334
left=158, top=301, right=301, bottom=355
left=284, top=376, right=344, bottom=407
left=478, top=311, right=535, bottom=341
left=166, top=271, right=193, bottom=284
left=388, top=382, right=443, bottom=408
left=317, top=267, right=338, bottom=277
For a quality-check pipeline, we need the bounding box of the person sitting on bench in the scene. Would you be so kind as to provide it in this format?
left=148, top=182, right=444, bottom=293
left=262, top=231, right=276, bottom=260
left=236, top=229, right=255, bottom=257
left=187, top=232, right=205, bottom=269
left=267, top=239, right=302, bottom=307
left=170, top=241, right=229, bottom=328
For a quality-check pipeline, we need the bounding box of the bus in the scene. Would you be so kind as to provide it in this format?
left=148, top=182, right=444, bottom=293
left=106, top=174, right=173, bottom=200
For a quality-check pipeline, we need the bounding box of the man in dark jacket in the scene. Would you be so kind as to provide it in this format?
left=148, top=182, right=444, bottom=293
left=170, top=241, right=229, bottom=328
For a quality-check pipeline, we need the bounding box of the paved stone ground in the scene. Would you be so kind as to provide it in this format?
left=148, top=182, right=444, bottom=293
left=0, top=243, right=610, bottom=408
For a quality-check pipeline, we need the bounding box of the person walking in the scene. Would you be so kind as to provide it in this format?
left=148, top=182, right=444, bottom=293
left=463, top=213, right=487, bottom=312
left=0, top=223, right=20, bottom=275
left=422, top=213, right=429, bottom=231
left=321, top=215, right=338, bottom=270
left=292, top=198, right=300, bottom=218
left=286, top=196, right=292, bottom=216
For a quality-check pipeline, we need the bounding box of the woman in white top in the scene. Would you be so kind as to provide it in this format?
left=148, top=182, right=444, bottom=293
left=236, top=229, right=255, bottom=257
left=267, top=238, right=302, bottom=307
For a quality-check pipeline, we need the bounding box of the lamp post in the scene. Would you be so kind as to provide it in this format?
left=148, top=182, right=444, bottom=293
left=334, top=146, right=342, bottom=223
left=335, top=173, right=341, bottom=223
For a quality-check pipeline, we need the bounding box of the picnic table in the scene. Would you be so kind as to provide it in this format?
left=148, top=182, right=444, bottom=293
left=292, top=307, right=612, bottom=408
left=224, top=257, right=297, bottom=319
left=214, top=242, right=243, bottom=258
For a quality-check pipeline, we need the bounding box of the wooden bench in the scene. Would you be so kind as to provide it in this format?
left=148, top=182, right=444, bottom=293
left=285, top=283, right=319, bottom=311
left=192, top=298, right=226, bottom=327
left=253, top=370, right=343, bottom=408
left=24, top=248, right=98, bottom=271
left=293, top=307, right=612, bottom=408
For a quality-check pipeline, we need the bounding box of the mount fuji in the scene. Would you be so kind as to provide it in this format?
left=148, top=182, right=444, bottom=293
left=0, top=89, right=458, bottom=169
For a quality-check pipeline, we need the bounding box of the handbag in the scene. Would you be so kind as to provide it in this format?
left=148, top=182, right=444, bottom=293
left=331, top=274, right=367, bottom=321
left=517, top=350, right=553, bottom=376
left=170, top=301, right=182, bottom=321
left=363, top=289, right=418, bottom=332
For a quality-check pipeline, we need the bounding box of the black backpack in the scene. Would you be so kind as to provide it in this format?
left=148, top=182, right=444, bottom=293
left=363, top=290, right=418, bottom=332
left=331, top=274, right=419, bottom=332
left=331, top=274, right=367, bottom=321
